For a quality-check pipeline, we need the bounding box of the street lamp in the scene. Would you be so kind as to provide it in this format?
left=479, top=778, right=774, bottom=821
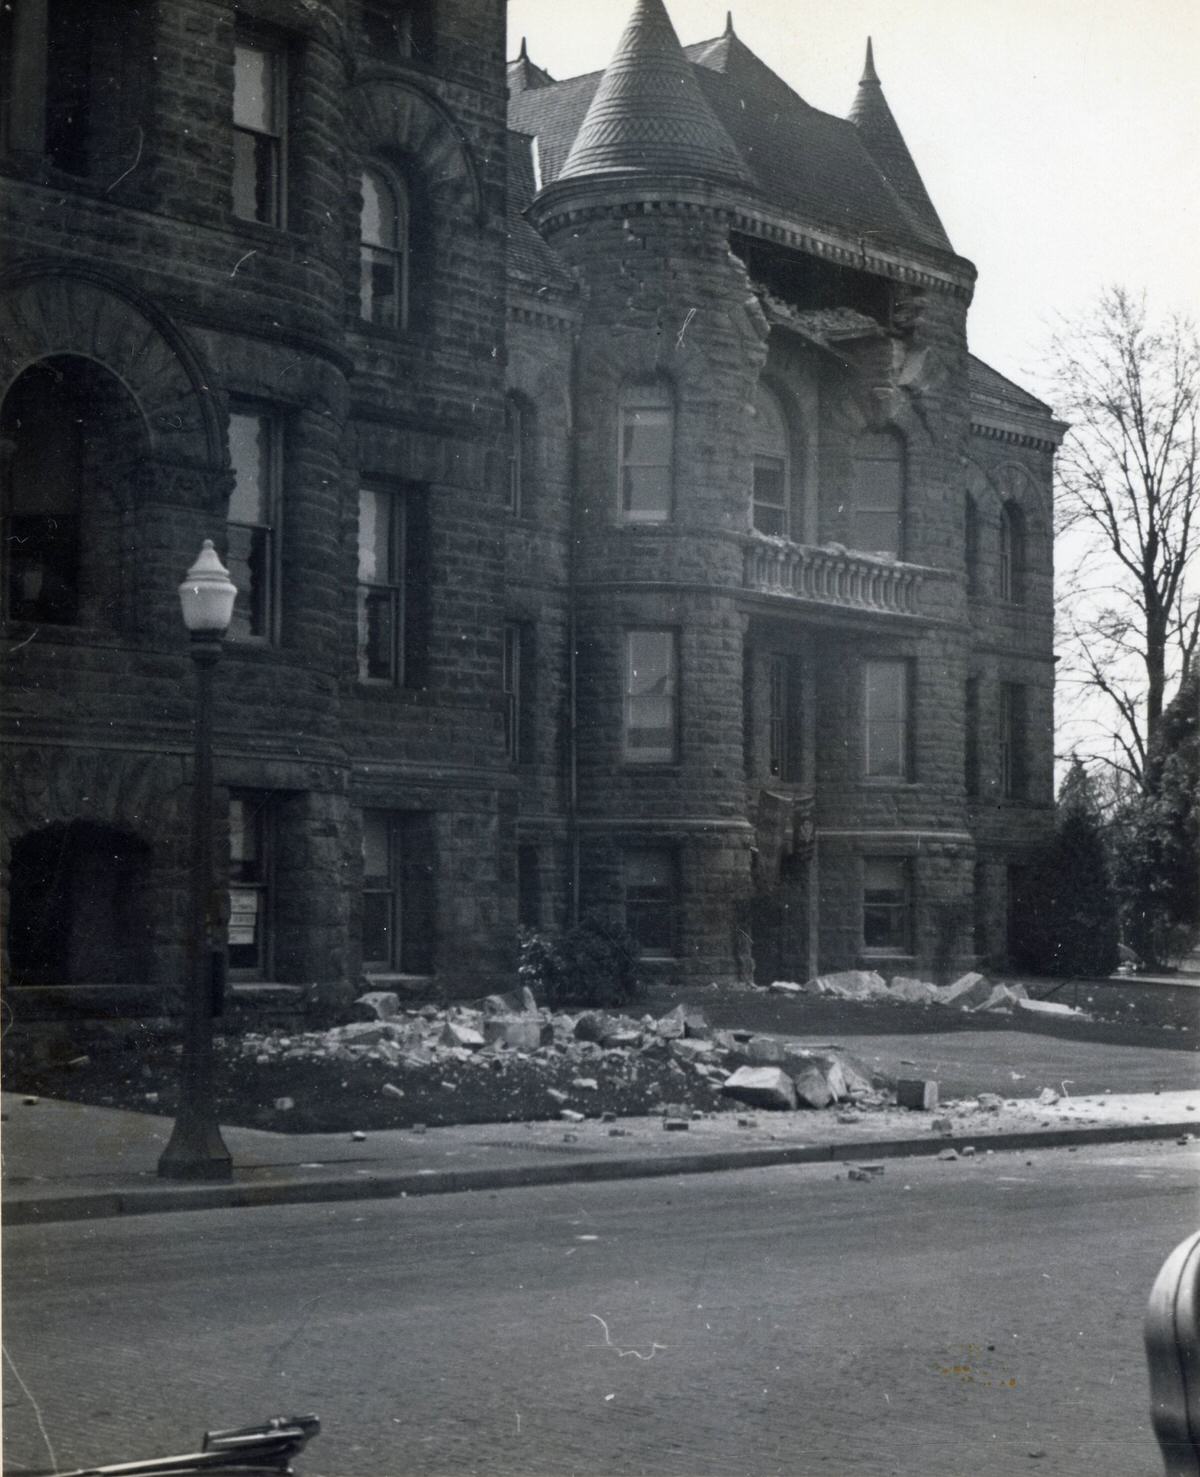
left=158, top=540, right=237, bottom=1181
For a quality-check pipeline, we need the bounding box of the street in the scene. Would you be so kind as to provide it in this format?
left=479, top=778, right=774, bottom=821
left=4, top=1141, right=1197, bottom=1477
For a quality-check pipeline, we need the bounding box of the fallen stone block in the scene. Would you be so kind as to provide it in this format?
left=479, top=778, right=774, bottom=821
left=1018, top=998, right=1091, bottom=1020
left=888, top=976, right=940, bottom=1005
left=736, top=1116, right=758, bottom=1129
left=1037, top=1086, right=1061, bottom=1105
left=440, top=1021, right=485, bottom=1051
left=742, top=1034, right=787, bottom=1066
left=941, top=972, right=995, bottom=1010
left=790, top=1064, right=835, bottom=1109
left=671, top=1037, right=715, bottom=1063
left=721, top=1065, right=798, bottom=1111
left=782, top=1047, right=848, bottom=1102
left=571, top=1076, right=599, bottom=1091
left=546, top=1087, right=569, bottom=1104
left=808, top=969, right=889, bottom=1001
left=971, top=984, right=1025, bottom=1014
left=663, top=1118, right=689, bottom=1131
left=931, top=1117, right=954, bottom=1135
left=351, top=990, right=401, bottom=1021
left=560, top=1109, right=585, bottom=1124
left=896, top=1078, right=939, bottom=1112
left=381, top=1082, right=404, bottom=1100
left=768, top=980, right=803, bottom=995
left=976, top=1093, right=1003, bottom=1112
left=847, top=1163, right=885, bottom=1182
left=483, top=1016, right=543, bottom=1051
left=274, top=1097, right=294, bottom=1111
left=937, top=1148, right=959, bottom=1161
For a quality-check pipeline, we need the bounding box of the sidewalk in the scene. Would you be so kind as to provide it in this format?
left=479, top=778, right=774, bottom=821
left=5, top=1086, right=1198, bottom=1226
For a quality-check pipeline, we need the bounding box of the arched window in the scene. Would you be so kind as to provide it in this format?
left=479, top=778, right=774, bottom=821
left=965, top=494, right=980, bottom=596
left=618, top=381, right=673, bottom=523
left=999, top=502, right=1026, bottom=603
left=752, top=383, right=789, bottom=536
left=360, top=166, right=408, bottom=328
left=853, top=430, right=904, bottom=558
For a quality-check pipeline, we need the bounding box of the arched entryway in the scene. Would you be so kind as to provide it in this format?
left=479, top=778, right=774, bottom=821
left=2, top=354, right=151, bottom=630
left=7, top=822, right=153, bottom=987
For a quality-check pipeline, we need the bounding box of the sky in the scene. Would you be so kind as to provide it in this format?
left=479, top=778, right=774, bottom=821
left=505, top=0, right=1200, bottom=404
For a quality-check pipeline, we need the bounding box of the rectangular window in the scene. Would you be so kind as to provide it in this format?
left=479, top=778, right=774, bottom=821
left=862, top=856, right=911, bottom=954
left=625, top=847, right=677, bottom=958
left=853, top=433, right=904, bottom=558
left=864, top=660, right=911, bottom=780
left=1000, top=682, right=1027, bottom=799
left=361, top=811, right=435, bottom=974
left=357, top=488, right=404, bottom=683
left=228, top=791, right=273, bottom=978
left=767, top=654, right=803, bottom=782
left=624, top=630, right=677, bottom=764
left=503, top=622, right=522, bottom=761
left=753, top=456, right=787, bottom=536
left=618, top=391, right=673, bottom=523
left=233, top=35, right=285, bottom=226
left=227, top=404, right=281, bottom=640
left=964, top=677, right=979, bottom=798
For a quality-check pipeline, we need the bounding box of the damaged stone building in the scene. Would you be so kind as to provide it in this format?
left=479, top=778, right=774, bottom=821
left=0, top=0, right=1062, bottom=1018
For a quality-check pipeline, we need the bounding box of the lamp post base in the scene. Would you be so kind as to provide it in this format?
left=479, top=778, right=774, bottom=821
left=157, top=1118, right=233, bottom=1181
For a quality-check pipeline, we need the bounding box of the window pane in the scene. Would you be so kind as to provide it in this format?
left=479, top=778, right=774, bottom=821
left=228, top=413, right=269, bottom=524
left=234, top=43, right=274, bottom=132
left=362, top=812, right=391, bottom=882
left=361, top=170, right=395, bottom=248
left=621, top=409, right=672, bottom=464
left=619, top=396, right=672, bottom=521
left=226, top=523, right=268, bottom=639
left=622, top=464, right=671, bottom=519
left=358, top=585, right=398, bottom=681
left=863, top=858, right=908, bottom=951
left=752, top=385, right=787, bottom=459
left=357, top=490, right=392, bottom=583
left=626, top=849, right=675, bottom=956
left=626, top=631, right=676, bottom=762
left=362, top=892, right=393, bottom=965
left=232, top=128, right=278, bottom=224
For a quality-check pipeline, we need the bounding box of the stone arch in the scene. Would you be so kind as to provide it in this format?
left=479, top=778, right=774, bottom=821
left=1, top=746, right=185, bottom=842
left=0, top=264, right=224, bottom=473
left=349, top=77, right=483, bottom=223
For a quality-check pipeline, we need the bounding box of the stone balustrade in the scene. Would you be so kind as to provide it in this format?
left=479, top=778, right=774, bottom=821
left=743, top=537, right=928, bottom=617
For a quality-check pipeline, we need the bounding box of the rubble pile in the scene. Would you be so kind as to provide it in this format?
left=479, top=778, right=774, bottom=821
left=766, top=969, right=1062, bottom=1018
left=221, top=990, right=890, bottom=1130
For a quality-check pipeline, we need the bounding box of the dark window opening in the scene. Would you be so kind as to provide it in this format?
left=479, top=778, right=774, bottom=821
left=625, top=847, right=678, bottom=959
left=360, top=165, right=408, bottom=328
left=624, top=629, right=678, bottom=764
left=862, top=856, right=911, bottom=954
left=999, top=682, right=1027, bottom=799
left=356, top=486, right=428, bottom=686
left=767, top=652, right=803, bottom=782
left=999, top=502, right=1026, bottom=604
left=853, top=430, right=904, bottom=558
left=965, top=677, right=979, bottom=798
left=965, top=494, right=980, bottom=596
left=864, top=659, right=912, bottom=781
left=362, top=1, right=434, bottom=61
left=618, top=382, right=673, bottom=524
left=233, top=34, right=286, bottom=226
left=227, top=404, right=281, bottom=641
left=228, top=791, right=273, bottom=978
left=362, top=810, right=436, bottom=974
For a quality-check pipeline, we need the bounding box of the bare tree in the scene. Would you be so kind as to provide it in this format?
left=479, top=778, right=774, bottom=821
left=1051, top=287, right=1200, bottom=788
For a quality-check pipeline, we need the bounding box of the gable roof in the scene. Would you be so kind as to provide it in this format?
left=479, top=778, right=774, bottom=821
left=509, top=13, right=956, bottom=264
left=968, top=355, right=1053, bottom=418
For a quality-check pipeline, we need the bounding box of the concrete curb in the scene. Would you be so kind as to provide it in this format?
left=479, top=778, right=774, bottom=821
left=5, top=1118, right=1195, bottom=1227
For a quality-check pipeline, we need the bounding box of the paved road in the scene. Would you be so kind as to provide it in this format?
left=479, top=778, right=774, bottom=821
left=4, top=1142, right=1197, bottom=1477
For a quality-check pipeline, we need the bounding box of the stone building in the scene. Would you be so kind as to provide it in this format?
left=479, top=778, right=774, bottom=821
left=502, top=1, right=1064, bottom=989
left=0, top=0, right=1062, bottom=1019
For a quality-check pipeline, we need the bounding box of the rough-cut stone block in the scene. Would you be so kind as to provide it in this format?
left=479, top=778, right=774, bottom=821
left=897, top=1078, right=939, bottom=1111
left=791, top=1064, right=835, bottom=1109
left=810, top=970, right=889, bottom=1001
left=483, top=1016, right=543, bottom=1050
left=888, top=976, right=939, bottom=1005
left=743, top=1034, right=787, bottom=1065
left=721, top=1065, right=798, bottom=1111
left=942, top=972, right=993, bottom=1009
left=352, top=991, right=401, bottom=1021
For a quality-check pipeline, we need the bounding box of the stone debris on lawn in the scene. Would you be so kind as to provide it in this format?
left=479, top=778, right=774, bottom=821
left=663, top=1118, right=689, bottom=1131
left=931, top=1117, right=954, bottom=1135
left=737, top=1116, right=758, bottom=1128
left=1018, top=998, right=1092, bottom=1021
left=847, top=1163, right=885, bottom=1181
left=976, top=1093, right=1003, bottom=1112
left=381, top=1082, right=404, bottom=1099
left=274, top=1096, right=294, bottom=1111
left=560, top=1109, right=585, bottom=1124
left=937, top=1148, right=959, bottom=1161
left=1037, top=1087, right=1061, bottom=1105
left=571, top=1077, right=599, bottom=1091
left=351, top=1130, right=366, bottom=1141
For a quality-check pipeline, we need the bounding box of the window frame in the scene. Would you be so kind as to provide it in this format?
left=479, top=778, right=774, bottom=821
left=232, top=31, right=287, bottom=228
left=623, top=628, right=679, bottom=766
left=766, top=652, right=803, bottom=783
left=359, top=164, right=409, bottom=329
left=361, top=809, right=399, bottom=972
left=999, top=681, right=1027, bottom=799
left=356, top=486, right=407, bottom=685
left=227, top=790, right=275, bottom=981
left=505, top=394, right=529, bottom=517
left=624, top=846, right=679, bottom=960
left=503, top=620, right=522, bottom=763
left=964, top=676, right=980, bottom=799
left=226, top=400, right=282, bottom=643
left=861, top=855, right=912, bottom=956
left=752, top=383, right=790, bottom=538
left=999, top=502, right=1026, bottom=604
left=863, top=659, right=912, bottom=782
left=617, top=382, right=674, bottom=525
left=852, top=429, right=905, bottom=559
left=965, top=494, right=980, bottom=597
left=360, top=810, right=436, bottom=975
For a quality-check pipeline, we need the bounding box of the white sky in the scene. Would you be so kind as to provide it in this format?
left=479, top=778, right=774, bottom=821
left=506, top=0, right=1200, bottom=404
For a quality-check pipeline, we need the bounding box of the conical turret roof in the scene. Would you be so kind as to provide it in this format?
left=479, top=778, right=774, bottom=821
left=558, top=0, right=746, bottom=185
left=849, top=39, right=951, bottom=250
